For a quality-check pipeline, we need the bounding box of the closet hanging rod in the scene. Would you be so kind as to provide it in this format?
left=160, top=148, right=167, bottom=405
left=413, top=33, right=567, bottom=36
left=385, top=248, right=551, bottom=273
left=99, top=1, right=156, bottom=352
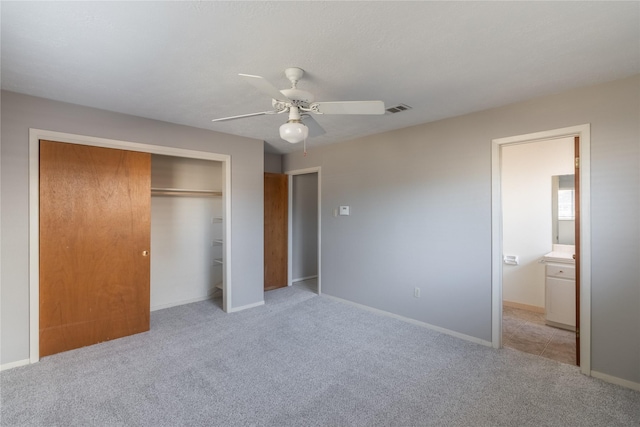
left=151, top=187, right=222, bottom=197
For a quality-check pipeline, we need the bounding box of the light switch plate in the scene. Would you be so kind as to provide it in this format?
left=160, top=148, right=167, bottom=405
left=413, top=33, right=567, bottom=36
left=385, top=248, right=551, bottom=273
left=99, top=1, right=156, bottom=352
left=339, top=206, right=350, bottom=216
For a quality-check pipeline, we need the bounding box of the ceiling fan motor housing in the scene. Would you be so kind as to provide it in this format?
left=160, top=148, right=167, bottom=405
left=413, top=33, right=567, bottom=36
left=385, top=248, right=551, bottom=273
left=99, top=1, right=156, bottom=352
left=273, top=88, right=315, bottom=110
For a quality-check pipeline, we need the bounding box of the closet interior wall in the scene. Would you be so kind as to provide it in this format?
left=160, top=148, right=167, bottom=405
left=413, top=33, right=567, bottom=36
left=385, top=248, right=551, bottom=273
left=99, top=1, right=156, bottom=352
left=150, top=154, right=223, bottom=311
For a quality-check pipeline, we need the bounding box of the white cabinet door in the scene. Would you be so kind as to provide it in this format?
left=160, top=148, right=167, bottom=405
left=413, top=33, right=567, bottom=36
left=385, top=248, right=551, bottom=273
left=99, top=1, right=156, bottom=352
left=546, top=277, right=576, bottom=327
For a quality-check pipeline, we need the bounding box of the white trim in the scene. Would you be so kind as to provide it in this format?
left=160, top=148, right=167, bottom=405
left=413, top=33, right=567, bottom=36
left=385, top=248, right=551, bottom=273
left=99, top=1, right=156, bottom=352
left=287, top=174, right=293, bottom=287
left=150, top=294, right=216, bottom=312
left=285, top=167, right=322, bottom=295
left=222, top=157, right=232, bottom=313
left=29, top=129, right=233, bottom=364
left=503, top=300, right=545, bottom=314
left=29, top=135, right=40, bottom=364
left=491, top=124, right=591, bottom=376
left=591, top=370, right=640, bottom=392
left=292, top=275, right=318, bottom=283
left=491, top=135, right=502, bottom=351
left=226, top=300, right=265, bottom=313
left=0, top=358, right=30, bottom=372
left=324, top=294, right=493, bottom=347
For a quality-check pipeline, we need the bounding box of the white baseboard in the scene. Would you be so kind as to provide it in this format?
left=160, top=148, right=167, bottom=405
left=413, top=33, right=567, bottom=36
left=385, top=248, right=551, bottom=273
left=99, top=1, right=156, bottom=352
left=591, top=370, right=640, bottom=392
left=1, top=358, right=30, bottom=372
left=292, top=275, right=318, bottom=283
left=503, top=300, right=545, bottom=314
left=323, top=294, right=493, bottom=348
left=151, top=293, right=215, bottom=312
left=227, top=300, right=265, bottom=313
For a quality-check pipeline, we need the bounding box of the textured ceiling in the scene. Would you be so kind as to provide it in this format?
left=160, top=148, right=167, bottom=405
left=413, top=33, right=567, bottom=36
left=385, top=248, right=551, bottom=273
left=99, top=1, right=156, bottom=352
left=2, top=2, right=639, bottom=154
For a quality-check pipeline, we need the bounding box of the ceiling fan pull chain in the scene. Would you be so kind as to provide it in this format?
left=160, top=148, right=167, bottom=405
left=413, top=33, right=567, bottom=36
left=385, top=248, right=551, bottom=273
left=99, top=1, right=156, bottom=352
left=303, top=137, right=307, bottom=157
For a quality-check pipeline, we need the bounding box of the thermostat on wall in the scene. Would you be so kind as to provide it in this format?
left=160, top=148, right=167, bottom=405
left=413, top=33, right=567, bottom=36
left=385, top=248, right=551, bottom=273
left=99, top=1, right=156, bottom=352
left=339, top=206, right=350, bottom=216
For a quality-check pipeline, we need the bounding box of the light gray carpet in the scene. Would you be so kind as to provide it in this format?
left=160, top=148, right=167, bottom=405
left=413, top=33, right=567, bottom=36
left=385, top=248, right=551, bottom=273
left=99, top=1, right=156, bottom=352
left=2, top=285, right=639, bottom=426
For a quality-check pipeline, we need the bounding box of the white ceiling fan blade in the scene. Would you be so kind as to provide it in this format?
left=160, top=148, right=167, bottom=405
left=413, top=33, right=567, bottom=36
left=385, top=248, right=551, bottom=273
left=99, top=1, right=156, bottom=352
left=211, top=110, right=281, bottom=122
left=311, top=100, right=385, bottom=115
left=239, top=73, right=290, bottom=101
left=301, top=114, right=326, bottom=137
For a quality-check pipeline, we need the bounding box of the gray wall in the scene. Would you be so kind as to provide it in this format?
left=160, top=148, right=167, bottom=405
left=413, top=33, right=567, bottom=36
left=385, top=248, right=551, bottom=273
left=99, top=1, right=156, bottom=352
left=284, top=75, right=640, bottom=384
left=264, top=152, right=283, bottom=173
left=292, top=173, right=318, bottom=280
left=0, top=91, right=265, bottom=365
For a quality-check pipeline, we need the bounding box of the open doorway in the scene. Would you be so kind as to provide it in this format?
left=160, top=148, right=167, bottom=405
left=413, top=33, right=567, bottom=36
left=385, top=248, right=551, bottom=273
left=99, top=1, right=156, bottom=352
left=287, top=168, right=321, bottom=294
left=501, top=137, right=576, bottom=364
left=491, top=125, right=591, bottom=375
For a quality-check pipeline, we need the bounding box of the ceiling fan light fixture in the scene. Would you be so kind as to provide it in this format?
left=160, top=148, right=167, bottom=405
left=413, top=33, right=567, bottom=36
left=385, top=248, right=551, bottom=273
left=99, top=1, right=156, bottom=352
left=279, top=120, right=309, bottom=143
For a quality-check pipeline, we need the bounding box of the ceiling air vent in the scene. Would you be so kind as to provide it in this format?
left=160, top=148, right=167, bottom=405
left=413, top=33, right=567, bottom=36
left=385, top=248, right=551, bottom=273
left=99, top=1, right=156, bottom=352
left=385, top=104, right=412, bottom=114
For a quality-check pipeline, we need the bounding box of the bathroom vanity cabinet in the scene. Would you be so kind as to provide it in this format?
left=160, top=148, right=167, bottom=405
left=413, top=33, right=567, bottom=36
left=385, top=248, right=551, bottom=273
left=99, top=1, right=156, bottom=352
left=544, top=262, right=576, bottom=330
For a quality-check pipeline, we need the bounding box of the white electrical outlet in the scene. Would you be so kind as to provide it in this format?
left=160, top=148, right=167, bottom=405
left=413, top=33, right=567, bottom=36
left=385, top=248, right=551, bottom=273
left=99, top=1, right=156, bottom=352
left=414, top=287, right=421, bottom=298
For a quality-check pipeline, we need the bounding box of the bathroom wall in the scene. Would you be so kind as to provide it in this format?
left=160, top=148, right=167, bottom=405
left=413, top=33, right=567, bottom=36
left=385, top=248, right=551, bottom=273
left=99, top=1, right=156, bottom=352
left=502, top=137, right=575, bottom=309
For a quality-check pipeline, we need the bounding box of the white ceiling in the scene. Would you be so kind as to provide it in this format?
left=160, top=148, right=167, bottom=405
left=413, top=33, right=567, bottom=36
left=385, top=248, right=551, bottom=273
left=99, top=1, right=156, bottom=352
left=2, top=2, right=639, bottom=154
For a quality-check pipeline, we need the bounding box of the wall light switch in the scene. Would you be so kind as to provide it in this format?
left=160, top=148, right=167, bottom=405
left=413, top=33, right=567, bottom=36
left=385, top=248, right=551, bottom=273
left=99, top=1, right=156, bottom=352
left=339, top=206, right=350, bottom=216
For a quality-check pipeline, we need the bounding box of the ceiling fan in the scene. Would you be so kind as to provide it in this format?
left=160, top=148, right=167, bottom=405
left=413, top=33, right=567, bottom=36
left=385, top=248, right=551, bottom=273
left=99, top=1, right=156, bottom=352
left=212, top=67, right=386, bottom=144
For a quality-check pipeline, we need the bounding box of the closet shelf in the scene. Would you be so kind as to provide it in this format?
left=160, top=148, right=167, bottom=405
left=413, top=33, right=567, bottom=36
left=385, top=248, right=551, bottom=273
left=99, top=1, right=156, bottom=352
left=151, top=187, right=222, bottom=197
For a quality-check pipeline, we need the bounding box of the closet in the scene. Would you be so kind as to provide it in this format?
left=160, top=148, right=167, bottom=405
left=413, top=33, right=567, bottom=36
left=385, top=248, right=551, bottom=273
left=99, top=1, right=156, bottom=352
left=39, top=143, right=225, bottom=357
left=150, top=154, right=224, bottom=310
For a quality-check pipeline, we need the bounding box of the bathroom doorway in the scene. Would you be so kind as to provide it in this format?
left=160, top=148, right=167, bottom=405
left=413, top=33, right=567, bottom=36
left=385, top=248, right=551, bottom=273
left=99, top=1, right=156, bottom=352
left=501, top=137, right=576, bottom=364
left=491, top=125, right=591, bottom=374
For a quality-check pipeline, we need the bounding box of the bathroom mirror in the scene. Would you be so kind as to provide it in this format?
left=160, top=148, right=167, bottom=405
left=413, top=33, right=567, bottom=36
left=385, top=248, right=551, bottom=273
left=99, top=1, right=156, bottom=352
left=551, top=174, right=575, bottom=244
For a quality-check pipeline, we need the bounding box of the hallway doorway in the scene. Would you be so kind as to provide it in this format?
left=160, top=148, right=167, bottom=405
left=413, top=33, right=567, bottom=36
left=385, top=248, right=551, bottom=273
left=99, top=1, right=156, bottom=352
left=287, top=167, right=321, bottom=294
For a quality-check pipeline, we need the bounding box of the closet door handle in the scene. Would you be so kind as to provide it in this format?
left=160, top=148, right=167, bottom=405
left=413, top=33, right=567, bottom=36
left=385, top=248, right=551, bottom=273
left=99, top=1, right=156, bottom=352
left=142, top=250, right=149, bottom=257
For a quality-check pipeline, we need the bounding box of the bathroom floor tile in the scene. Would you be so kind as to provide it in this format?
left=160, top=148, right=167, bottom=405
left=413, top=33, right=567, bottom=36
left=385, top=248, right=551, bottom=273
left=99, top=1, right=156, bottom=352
left=505, top=333, right=548, bottom=356
left=502, top=317, right=524, bottom=339
left=542, top=340, right=576, bottom=365
left=503, top=306, right=576, bottom=365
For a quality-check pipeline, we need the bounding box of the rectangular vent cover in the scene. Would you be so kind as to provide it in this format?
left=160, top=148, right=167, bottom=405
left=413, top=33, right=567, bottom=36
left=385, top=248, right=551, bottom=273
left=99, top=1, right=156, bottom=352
left=385, top=104, right=412, bottom=114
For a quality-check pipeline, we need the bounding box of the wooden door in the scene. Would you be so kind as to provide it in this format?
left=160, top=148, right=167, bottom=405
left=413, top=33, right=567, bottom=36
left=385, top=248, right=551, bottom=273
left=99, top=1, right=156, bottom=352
left=574, top=136, right=581, bottom=366
left=39, top=140, right=151, bottom=357
left=264, top=172, right=288, bottom=291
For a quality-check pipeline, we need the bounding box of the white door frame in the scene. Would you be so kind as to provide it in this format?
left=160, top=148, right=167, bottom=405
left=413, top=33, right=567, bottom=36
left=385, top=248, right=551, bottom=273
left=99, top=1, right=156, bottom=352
left=29, top=129, right=233, bottom=363
left=285, top=167, right=321, bottom=294
left=491, top=124, right=591, bottom=375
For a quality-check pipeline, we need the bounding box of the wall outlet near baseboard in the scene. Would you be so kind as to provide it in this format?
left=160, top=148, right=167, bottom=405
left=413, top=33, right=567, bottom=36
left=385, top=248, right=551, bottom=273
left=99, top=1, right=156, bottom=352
left=414, top=287, right=421, bottom=298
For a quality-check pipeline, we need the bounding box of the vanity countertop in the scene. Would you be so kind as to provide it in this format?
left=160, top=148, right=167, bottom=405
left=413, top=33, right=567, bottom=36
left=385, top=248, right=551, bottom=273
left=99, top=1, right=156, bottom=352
left=543, top=251, right=575, bottom=264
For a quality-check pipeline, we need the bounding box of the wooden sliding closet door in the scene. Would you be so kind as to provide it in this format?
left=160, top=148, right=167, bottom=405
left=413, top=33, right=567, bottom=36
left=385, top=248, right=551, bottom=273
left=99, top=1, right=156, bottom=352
left=39, top=140, right=151, bottom=357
